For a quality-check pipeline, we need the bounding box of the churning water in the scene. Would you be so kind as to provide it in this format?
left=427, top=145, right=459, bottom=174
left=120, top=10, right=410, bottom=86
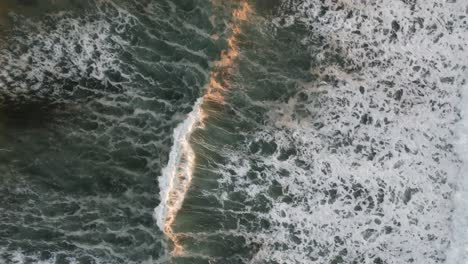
left=0, top=0, right=467, bottom=263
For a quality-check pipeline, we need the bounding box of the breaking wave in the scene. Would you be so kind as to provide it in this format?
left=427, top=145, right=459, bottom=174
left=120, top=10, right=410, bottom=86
left=155, top=97, right=203, bottom=255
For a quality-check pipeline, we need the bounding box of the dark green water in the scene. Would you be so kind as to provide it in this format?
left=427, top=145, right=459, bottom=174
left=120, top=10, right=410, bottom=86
left=0, top=0, right=313, bottom=263
left=170, top=9, right=312, bottom=263
left=0, top=0, right=223, bottom=262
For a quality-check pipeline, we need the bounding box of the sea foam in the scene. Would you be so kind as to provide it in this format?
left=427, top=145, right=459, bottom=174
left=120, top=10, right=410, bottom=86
left=448, top=83, right=468, bottom=263
left=154, top=97, right=204, bottom=253
left=211, top=0, right=468, bottom=262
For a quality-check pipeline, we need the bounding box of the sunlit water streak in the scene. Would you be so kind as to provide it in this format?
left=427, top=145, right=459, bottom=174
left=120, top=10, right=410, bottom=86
left=154, top=0, right=252, bottom=257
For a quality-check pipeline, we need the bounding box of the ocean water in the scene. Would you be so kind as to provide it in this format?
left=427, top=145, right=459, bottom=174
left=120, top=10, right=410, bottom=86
left=0, top=0, right=468, bottom=264
left=0, top=0, right=221, bottom=263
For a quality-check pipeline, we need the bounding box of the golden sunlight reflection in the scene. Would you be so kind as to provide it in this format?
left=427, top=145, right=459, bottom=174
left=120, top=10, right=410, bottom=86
left=161, top=0, right=252, bottom=257
left=203, top=2, right=251, bottom=104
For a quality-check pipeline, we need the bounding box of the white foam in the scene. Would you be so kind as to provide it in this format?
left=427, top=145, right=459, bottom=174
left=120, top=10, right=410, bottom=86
left=209, top=0, right=468, bottom=263
left=0, top=4, right=136, bottom=101
left=448, top=84, right=468, bottom=263
left=0, top=249, right=90, bottom=264
left=154, top=97, right=204, bottom=235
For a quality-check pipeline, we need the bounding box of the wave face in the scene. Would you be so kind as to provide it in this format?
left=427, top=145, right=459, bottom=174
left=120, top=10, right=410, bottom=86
left=0, top=0, right=222, bottom=263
